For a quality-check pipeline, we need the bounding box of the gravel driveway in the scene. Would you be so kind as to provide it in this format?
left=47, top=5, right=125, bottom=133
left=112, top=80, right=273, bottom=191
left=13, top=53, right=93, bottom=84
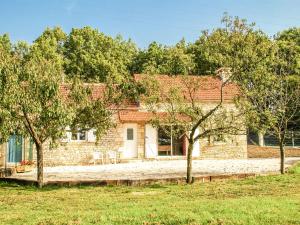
left=11, top=157, right=300, bottom=182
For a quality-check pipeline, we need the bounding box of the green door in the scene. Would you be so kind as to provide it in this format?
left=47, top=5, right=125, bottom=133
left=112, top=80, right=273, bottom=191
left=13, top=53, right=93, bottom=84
left=7, top=135, right=23, bottom=163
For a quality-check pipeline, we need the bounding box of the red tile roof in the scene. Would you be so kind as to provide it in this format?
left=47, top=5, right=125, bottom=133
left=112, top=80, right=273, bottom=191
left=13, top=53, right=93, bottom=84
left=59, top=83, right=139, bottom=109
left=134, top=74, right=239, bottom=102
left=60, top=83, right=107, bottom=101
left=59, top=74, right=239, bottom=119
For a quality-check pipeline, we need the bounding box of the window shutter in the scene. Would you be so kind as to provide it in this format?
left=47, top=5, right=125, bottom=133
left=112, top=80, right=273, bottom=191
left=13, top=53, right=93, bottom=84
left=87, top=129, right=97, bottom=142
left=145, top=124, right=158, bottom=158
left=66, top=131, right=72, bottom=142
left=188, top=128, right=200, bottom=157
left=61, top=126, right=71, bottom=142
left=192, top=128, right=200, bottom=157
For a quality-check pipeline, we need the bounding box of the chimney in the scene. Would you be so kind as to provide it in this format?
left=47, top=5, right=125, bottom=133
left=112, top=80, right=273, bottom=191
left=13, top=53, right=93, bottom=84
left=216, top=67, right=232, bottom=82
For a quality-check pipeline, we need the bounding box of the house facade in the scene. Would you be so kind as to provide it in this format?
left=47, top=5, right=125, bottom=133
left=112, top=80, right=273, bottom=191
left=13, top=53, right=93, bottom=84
left=0, top=73, right=247, bottom=167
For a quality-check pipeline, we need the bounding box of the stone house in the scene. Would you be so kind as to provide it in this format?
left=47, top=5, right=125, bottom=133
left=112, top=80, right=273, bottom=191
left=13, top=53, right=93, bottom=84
left=0, top=72, right=247, bottom=167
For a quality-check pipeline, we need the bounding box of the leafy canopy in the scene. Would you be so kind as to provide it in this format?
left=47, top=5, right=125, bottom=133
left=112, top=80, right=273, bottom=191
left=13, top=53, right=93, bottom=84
left=0, top=33, right=121, bottom=145
left=64, top=26, right=137, bottom=82
left=132, top=40, right=195, bottom=75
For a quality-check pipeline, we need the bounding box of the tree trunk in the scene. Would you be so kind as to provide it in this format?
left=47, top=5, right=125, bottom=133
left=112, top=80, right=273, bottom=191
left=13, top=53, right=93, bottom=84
left=279, top=140, right=285, bottom=174
left=186, top=140, right=194, bottom=184
left=258, top=131, right=264, bottom=147
left=36, top=143, right=44, bottom=188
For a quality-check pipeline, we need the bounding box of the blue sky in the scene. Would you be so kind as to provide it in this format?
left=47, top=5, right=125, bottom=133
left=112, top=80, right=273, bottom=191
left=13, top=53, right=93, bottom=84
left=0, top=0, right=300, bottom=48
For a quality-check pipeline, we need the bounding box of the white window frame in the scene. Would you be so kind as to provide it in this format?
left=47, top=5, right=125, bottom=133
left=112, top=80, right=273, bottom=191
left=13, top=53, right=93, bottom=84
left=71, top=129, right=87, bottom=142
left=127, top=128, right=134, bottom=140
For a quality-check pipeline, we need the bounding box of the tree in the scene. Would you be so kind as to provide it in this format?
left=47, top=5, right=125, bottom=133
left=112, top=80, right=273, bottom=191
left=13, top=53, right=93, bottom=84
left=236, top=38, right=300, bottom=173
left=164, top=40, right=195, bottom=75
left=190, top=14, right=276, bottom=140
left=189, top=13, right=272, bottom=144
left=0, top=34, right=14, bottom=142
left=239, top=72, right=300, bottom=173
left=0, top=35, right=121, bottom=187
left=64, top=26, right=137, bottom=83
left=0, top=34, right=11, bottom=53
left=131, top=42, right=168, bottom=74
left=132, top=40, right=194, bottom=75
left=190, top=13, right=274, bottom=80
left=34, top=27, right=67, bottom=52
left=140, top=73, right=243, bottom=183
left=275, top=28, right=300, bottom=132
left=276, top=27, right=300, bottom=76
left=191, top=14, right=300, bottom=173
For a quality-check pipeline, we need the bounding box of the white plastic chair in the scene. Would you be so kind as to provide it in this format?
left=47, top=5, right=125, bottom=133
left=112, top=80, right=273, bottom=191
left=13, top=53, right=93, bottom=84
left=93, top=151, right=104, bottom=165
left=107, top=151, right=117, bottom=164
left=118, top=147, right=124, bottom=156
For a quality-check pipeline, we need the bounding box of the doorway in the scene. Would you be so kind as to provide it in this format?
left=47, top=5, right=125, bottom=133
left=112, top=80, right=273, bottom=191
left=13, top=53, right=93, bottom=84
left=7, top=135, right=23, bottom=163
left=123, top=124, right=138, bottom=158
left=157, top=126, right=186, bottom=156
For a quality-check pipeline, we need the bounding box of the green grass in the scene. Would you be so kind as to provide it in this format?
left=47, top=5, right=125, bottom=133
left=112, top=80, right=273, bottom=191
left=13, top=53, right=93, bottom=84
left=288, top=162, right=300, bottom=174
left=0, top=167, right=300, bottom=225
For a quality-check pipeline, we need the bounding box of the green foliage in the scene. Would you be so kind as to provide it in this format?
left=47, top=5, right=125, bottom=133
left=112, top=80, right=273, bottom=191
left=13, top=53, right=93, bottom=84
left=0, top=31, right=124, bottom=146
left=277, top=27, right=300, bottom=44
left=0, top=34, right=11, bottom=53
left=190, top=13, right=275, bottom=80
left=187, top=13, right=300, bottom=141
left=141, top=74, right=243, bottom=144
left=34, top=27, right=67, bottom=54
left=132, top=40, right=195, bottom=75
left=64, top=26, right=137, bottom=82
left=276, top=27, right=300, bottom=76
left=288, top=162, right=300, bottom=174
left=1, top=15, right=299, bottom=181
left=0, top=35, right=69, bottom=143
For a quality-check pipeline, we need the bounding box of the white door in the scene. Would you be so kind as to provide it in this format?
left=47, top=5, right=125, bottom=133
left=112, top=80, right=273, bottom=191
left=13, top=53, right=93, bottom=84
left=145, top=124, right=158, bottom=158
left=123, top=124, right=138, bottom=158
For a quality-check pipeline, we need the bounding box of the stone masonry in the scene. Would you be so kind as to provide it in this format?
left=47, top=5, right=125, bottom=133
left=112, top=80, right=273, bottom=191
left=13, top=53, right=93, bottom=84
left=38, top=124, right=124, bottom=166
left=199, top=134, right=248, bottom=159
left=0, top=122, right=248, bottom=166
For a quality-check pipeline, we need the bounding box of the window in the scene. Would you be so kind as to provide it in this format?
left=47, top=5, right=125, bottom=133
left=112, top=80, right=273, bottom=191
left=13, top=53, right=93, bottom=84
left=127, top=128, right=134, bottom=140
left=71, top=132, right=77, bottom=140
left=79, top=130, right=86, bottom=140
left=158, top=127, right=171, bottom=146
left=213, top=134, right=225, bottom=142
left=71, top=129, right=86, bottom=141
left=157, top=126, right=185, bottom=156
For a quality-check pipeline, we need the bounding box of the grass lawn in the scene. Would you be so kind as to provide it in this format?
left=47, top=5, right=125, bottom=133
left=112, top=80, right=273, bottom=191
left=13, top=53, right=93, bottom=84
left=0, top=165, right=299, bottom=225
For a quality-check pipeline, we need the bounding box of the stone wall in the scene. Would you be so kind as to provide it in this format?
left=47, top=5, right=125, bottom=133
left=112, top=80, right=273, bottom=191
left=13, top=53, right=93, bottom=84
left=137, top=124, right=145, bottom=158
left=0, top=144, right=5, bottom=167
left=0, top=122, right=145, bottom=167
left=0, top=117, right=247, bottom=167
left=199, top=134, right=248, bottom=159
left=197, top=102, right=247, bottom=159
left=248, top=145, right=300, bottom=158
left=31, top=123, right=124, bottom=166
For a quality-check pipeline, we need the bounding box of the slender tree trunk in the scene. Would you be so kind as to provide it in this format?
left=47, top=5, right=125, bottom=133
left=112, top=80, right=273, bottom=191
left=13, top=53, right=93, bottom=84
left=36, top=143, right=44, bottom=188
left=258, top=131, right=264, bottom=147
left=186, top=139, right=194, bottom=184
left=279, top=140, right=285, bottom=174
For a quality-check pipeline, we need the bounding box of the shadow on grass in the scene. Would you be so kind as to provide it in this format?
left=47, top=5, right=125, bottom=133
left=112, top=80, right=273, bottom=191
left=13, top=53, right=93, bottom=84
left=0, top=180, right=170, bottom=193
left=146, top=183, right=168, bottom=189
